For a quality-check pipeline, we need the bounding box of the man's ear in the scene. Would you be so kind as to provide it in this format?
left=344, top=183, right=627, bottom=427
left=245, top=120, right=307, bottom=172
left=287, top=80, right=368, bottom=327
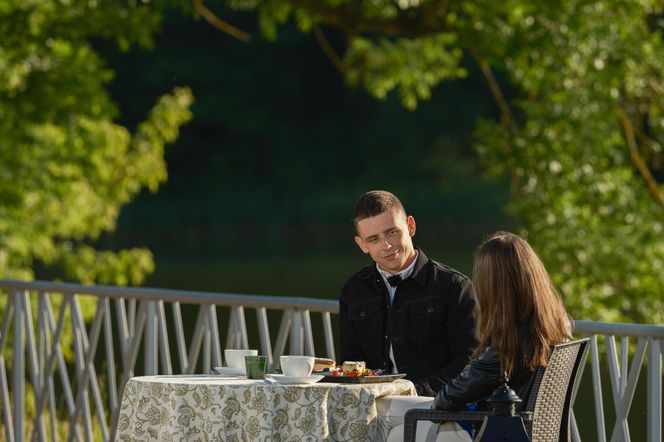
left=407, top=215, right=416, bottom=237
left=354, top=236, right=369, bottom=254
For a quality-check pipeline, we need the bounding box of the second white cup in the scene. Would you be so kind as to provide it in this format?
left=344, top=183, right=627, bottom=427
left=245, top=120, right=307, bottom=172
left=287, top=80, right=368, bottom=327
left=225, top=349, right=258, bottom=374
left=280, top=355, right=315, bottom=377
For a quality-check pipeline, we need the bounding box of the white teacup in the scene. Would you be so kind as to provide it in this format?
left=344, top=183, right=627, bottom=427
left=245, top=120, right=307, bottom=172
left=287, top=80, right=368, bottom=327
left=225, top=349, right=258, bottom=374
left=280, top=355, right=315, bottom=377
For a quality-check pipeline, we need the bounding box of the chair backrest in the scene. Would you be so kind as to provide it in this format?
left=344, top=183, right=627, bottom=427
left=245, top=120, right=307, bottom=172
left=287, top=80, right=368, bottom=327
left=522, top=338, right=589, bottom=442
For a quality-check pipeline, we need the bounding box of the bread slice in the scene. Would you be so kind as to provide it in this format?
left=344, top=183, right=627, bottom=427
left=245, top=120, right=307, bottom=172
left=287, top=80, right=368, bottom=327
left=314, top=357, right=336, bottom=371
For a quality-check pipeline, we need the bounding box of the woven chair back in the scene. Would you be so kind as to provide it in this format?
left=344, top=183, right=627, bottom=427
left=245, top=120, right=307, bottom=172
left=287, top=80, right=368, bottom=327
left=524, top=338, right=589, bottom=442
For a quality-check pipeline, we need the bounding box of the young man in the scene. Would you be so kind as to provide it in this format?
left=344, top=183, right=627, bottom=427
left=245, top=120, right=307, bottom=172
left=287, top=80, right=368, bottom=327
left=339, top=190, right=479, bottom=396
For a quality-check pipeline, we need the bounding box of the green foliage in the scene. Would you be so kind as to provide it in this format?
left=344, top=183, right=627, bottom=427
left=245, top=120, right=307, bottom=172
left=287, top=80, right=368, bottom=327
left=345, top=33, right=466, bottom=109
left=0, top=0, right=193, bottom=285
left=471, top=0, right=664, bottom=323
left=215, top=0, right=664, bottom=323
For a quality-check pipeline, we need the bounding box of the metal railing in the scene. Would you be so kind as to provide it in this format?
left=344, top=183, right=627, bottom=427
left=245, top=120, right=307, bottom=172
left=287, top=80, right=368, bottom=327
left=0, top=280, right=661, bottom=442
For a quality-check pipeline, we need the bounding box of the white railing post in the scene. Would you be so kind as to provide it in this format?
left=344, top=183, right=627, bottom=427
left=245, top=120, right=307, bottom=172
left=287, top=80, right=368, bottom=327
left=647, top=337, right=662, bottom=442
left=322, top=312, right=336, bottom=361
left=290, top=310, right=304, bottom=355
left=13, top=290, right=24, bottom=442
left=145, top=301, right=157, bottom=375
left=256, top=307, right=273, bottom=366
left=590, top=334, right=608, bottom=442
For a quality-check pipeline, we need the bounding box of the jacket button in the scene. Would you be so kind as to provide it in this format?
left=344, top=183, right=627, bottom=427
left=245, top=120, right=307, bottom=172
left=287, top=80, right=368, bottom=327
left=427, top=305, right=434, bottom=313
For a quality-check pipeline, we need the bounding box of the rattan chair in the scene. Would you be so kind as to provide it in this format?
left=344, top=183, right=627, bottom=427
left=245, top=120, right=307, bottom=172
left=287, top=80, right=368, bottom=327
left=403, top=338, right=589, bottom=442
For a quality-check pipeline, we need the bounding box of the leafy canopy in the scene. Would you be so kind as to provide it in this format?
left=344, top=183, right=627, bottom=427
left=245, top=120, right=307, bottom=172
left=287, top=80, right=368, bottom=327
left=205, top=0, right=664, bottom=323
left=0, top=0, right=193, bottom=285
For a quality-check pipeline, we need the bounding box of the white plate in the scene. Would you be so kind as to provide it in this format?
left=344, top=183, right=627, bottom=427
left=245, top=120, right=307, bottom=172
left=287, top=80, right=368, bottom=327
left=268, top=374, right=325, bottom=385
left=212, top=366, right=245, bottom=376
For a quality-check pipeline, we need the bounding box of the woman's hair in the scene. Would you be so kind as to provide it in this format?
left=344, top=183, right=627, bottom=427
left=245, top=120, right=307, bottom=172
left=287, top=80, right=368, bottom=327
left=472, top=231, right=571, bottom=375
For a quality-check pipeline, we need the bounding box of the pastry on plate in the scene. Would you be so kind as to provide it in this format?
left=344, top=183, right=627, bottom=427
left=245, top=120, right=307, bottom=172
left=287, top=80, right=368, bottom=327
left=314, top=357, right=336, bottom=371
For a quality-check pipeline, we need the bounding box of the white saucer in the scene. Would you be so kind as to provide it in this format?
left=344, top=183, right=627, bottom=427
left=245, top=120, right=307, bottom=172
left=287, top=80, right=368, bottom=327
left=212, top=366, right=245, bottom=376
left=268, top=374, right=325, bottom=385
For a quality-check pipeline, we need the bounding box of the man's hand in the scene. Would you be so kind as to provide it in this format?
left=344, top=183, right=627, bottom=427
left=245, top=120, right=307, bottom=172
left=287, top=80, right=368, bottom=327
left=414, top=380, right=436, bottom=397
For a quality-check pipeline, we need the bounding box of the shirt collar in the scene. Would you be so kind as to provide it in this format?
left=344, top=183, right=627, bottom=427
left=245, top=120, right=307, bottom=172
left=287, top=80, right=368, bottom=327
left=376, top=250, right=419, bottom=282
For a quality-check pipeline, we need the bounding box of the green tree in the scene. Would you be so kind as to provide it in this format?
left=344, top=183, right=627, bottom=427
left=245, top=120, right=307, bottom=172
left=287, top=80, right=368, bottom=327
left=196, top=0, right=664, bottom=323
left=0, top=0, right=193, bottom=285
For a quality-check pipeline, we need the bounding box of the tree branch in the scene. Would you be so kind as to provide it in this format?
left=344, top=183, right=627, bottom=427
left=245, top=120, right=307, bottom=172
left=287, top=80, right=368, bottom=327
left=467, top=46, right=522, bottom=195
left=616, top=105, right=664, bottom=210
left=192, top=0, right=252, bottom=43
left=468, top=46, right=518, bottom=137
left=312, top=23, right=347, bottom=74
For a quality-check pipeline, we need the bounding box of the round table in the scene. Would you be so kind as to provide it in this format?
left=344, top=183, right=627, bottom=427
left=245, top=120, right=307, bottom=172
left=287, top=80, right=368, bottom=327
left=114, top=374, right=417, bottom=441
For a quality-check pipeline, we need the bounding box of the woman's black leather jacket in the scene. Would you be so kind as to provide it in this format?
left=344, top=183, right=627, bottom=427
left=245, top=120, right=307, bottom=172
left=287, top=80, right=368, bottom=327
left=433, top=346, right=536, bottom=411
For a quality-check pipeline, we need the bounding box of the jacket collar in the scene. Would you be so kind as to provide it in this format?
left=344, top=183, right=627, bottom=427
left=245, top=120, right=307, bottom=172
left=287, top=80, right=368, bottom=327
left=410, top=247, right=430, bottom=285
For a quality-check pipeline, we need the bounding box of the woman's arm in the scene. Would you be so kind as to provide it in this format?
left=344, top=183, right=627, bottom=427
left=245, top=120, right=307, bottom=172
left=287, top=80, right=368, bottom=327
left=433, top=347, right=502, bottom=410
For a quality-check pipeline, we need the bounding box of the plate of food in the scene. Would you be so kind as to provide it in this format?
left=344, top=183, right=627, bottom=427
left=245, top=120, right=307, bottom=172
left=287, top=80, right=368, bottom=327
left=320, top=361, right=407, bottom=384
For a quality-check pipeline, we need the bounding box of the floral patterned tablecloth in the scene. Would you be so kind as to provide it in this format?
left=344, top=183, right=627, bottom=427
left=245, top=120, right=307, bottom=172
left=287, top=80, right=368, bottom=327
left=114, top=375, right=416, bottom=442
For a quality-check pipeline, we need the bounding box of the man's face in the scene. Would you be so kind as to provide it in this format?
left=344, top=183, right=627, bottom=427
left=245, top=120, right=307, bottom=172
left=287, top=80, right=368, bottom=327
left=354, top=209, right=417, bottom=274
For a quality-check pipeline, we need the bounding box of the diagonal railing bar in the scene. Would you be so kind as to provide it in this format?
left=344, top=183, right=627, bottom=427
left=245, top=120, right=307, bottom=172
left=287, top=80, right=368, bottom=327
left=272, top=309, right=293, bottom=368
left=226, top=307, right=249, bottom=350
left=73, top=297, right=110, bottom=441
left=172, top=302, right=188, bottom=372
left=570, top=340, right=591, bottom=441
left=226, top=308, right=238, bottom=350
left=302, top=310, right=315, bottom=356
left=256, top=307, right=273, bottom=367
left=0, top=295, right=15, bottom=442
left=606, top=335, right=629, bottom=442
left=121, top=300, right=147, bottom=383
left=589, top=334, right=608, bottom=442
left=21, top=291, right=48, bottom=442
left=237, top=307, right=249, bottom=349
left=208, top=305, right=222, bottom=368
left=606, top=336, right=622, bottom=413
left=43, top=295, right=82, bottom=441
left=0, top=293, right=14, bottom=351
left=36, top=293, right=48, bottom=439
left=0, top=354, right=13, bottom=442
left=156, top=300, right=173, bottom=375
left=290, top=310, right=304, bottom=355
left=610, top=337, right=648, bottom=442
left=274, top=309, right=292, bottom=360
left=108, top=301, right=147, bottom=442
left=114, top=298, right=130, bottom=370
left=35, top=291, right=56, bottom=440
left=38, top=293, right=58, bottom=442
left=186, top=305, right=208, bottom=374
left=69, top=325, right=93, bottom=442
left=67, top=297, right=108, bottom=442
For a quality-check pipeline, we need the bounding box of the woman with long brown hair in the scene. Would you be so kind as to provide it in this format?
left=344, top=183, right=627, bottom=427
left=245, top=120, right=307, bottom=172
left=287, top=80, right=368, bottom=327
left=433, top=231, right=571, bottom=411
left=377, top=232, right=571, bottom=441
